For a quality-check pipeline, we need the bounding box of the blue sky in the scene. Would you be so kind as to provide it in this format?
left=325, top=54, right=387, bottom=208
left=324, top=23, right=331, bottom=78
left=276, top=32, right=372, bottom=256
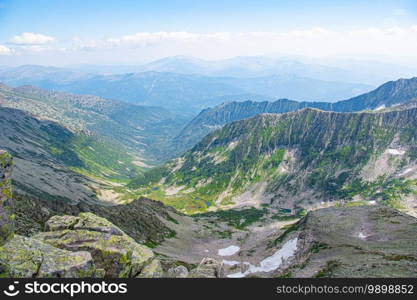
left=0, top=0, right=416, bottom=65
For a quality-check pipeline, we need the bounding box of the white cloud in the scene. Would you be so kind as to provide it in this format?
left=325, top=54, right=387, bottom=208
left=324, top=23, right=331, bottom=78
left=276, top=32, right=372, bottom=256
left=10, top=32, right=55, bottom=45
left=105, top=31, right=231, bottom=47
left=0, top=45, right=12, bottom=55
left=17, top=45, right=54, bottom=52
left=70, top=26, right=417, bottom=59
left=4, top=25, right=417, bottom=63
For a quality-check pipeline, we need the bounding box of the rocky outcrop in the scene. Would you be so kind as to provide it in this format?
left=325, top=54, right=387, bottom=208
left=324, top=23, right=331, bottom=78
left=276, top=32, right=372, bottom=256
left=137, top=259, right=164, bottom=278
left=34, top=212, right=162, bottom=278
left=166, top=265, right=189, bottom=278
left=1, top=211, right=164, bottom=278
left=0, top=150, right=14, bottom=246
left=188, top=258, right=224, bottom=278
left=13, top=194, right=177, bottom=246
left=0, top=235, right=96, bottom=278
left=277, top=205, right=417, bottom=278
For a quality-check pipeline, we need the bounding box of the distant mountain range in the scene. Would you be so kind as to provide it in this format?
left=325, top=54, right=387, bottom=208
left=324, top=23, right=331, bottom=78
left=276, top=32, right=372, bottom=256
left=0, top=64, right=373, bottom=113
left=138, top=56, right=351, bottom=80
left=172, top=77, right=417, bottom=156
left=67, top=55, right=417, bottom=85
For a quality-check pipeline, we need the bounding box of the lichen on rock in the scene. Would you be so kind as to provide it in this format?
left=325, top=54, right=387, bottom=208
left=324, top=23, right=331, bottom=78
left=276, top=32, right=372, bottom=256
left=34, top=212, right=161, bottom=278
left=166, top=265, right=189, bottom=278
left=188, top=258, right=224, bottom=278
left=0, top=235, right=96, bottom=278
left=136, top=259, right=163, bottom=278
left=0, top=150, right=14, bottom=246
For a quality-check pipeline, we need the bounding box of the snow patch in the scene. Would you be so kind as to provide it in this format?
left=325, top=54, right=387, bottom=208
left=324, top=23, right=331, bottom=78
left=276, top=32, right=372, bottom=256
left=358, top=232, right=367, bottom=239
left=399, top=168, right=413, bottom=177
left=218, top=245, right=240, bottom=256
left=387, top=149, right=405, bottom=155
left=222, top=260, right=241, bottom=266
left=375, top=105, right=386, bottom=111
left=227, top=238, right=298, bottom=278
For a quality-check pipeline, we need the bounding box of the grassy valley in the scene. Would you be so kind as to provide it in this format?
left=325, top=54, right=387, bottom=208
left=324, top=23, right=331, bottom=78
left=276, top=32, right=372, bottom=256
left=0, top=84, right=191, bottom=177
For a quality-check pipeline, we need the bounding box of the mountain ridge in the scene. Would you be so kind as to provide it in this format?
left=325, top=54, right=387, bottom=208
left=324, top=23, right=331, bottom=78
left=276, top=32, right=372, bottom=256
left=0, top=65, right=373, bottom=113
left=172, top=77, right=417, bottom=156
left=131, top=105, right=417, bottom=214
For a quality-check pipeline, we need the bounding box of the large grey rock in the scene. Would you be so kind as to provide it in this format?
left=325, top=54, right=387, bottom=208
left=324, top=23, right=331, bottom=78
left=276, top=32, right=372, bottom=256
left=0, top=235, right=96, bottom=278
left=34, top=212, right=161, bottom=278
left=136, top=259, right=163, bottom=278
left=166, top=265, right=189, bottom=278
left=0, top=150, right=14, bottom=246
left=188, top=258, right=224, bottom=278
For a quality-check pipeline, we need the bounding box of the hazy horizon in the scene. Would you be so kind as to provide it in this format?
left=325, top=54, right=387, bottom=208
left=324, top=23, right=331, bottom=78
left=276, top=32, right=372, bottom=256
left=0, top=0, right=417, bottom=68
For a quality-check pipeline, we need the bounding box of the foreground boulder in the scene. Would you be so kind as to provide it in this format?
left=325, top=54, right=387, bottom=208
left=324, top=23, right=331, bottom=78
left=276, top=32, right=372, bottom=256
left=188, top=258, right=224, bottom=278
left=0, top=235, right=96, bottom=278
left=34, top=212, right=162, bottom=278
left=166, top=265, right=189, bottom=278
left=137, top=259, right=164, bottom=278
left=0, top=150, right=14, bottom=246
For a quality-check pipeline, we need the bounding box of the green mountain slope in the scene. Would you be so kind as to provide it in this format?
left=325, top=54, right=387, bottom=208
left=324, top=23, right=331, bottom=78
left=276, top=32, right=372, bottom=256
left=0, top=107, right=124, bottom=203
left=0, top=84, right=189, bottom=165
left=130, top=107, right=417, bottom=214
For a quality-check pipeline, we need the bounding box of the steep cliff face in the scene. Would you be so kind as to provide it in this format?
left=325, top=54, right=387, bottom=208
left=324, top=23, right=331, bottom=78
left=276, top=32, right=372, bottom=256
left=173, top=77, right=417, bottom=156
left=0, top=150, right=14, bottom=246
left=132, top=107, right=417, bottom=213
left=335, top=77, right=417, bottom=111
